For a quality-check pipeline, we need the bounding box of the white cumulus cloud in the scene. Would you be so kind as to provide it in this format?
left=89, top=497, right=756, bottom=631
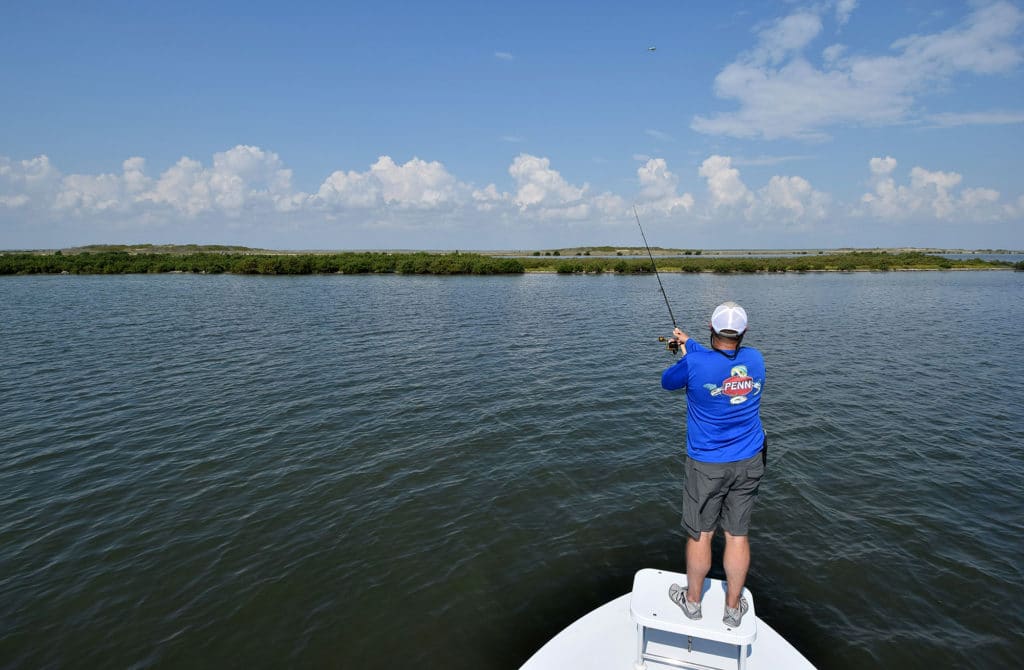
left=636, top=159, right=694, bottom=214
left=316, top=156, right=464, bottom=210
left=869, top=155, right=898, bottom=176
left=0, top=155, right=61, bottom=207
left=370, top=156, right=460, bottom=207
left=697, top=155, right=829, bottom=227
left=698, top=155, right=753, bottom=209
left=508, top=153, right=588, bottom=214
left=859, top=156, right=1007, bottom=221
left=693, top=1, right=1024, bottom=140
left=53, top=157, right=153, bottom=214
left=755, top=175, right=830, bottom=226
left=137, top=146, right=302, bottom=216
left=140, top=157, right=213, bottom=216
left=3, top=146, right=1018, bottom=249
left=473, top=154, right=627, bottom=223
left=471, top=183, right=510, bottom=212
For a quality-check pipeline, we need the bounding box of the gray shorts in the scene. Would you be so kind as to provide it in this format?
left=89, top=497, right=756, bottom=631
left=682, top=450, right=765, bottom=540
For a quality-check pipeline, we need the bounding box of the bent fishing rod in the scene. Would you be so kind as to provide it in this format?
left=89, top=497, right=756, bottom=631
left=633, top=205, right=681, bottom=354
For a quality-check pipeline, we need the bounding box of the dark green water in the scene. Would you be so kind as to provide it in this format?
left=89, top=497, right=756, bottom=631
left=1, top=271, right=1022, bottom=669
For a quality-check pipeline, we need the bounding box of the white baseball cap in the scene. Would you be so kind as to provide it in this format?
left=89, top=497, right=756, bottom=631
left=711, top=302, right=748, bottom=337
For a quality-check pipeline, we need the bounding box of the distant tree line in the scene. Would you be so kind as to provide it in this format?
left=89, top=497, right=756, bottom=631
left=0, top=252, right=525, bottom=275
left=523, top=251, right=1011, bottom=273
left=0, top=250, right=1011, bottom=276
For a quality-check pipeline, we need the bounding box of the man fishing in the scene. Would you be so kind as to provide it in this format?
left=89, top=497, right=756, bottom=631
left=661, top=301, right=766, bottom=629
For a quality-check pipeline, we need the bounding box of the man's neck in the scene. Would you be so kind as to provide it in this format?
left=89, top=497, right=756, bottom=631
left=712, top=336, right=739, bottom=351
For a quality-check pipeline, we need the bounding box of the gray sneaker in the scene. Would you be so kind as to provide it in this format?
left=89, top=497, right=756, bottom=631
left=722, top=596, right=749, bottom=628
left=668, top=583, right=702, bottom=620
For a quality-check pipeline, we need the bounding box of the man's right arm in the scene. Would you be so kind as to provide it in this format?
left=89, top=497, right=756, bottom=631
left=661, top=356, right=689, bottom=390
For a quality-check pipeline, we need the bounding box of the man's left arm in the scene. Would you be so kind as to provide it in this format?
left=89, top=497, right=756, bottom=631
left=661, top=327, right=691, bottom=390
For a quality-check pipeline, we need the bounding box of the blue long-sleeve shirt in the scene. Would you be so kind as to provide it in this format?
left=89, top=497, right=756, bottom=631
left=661, top=339, right=766, bottom=463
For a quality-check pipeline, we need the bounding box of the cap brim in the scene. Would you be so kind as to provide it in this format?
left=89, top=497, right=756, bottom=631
left=713, top=329, right=743, bottom=339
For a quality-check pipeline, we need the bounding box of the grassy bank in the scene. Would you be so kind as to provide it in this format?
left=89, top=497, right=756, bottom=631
left=0, top=250, right=1014, bottom=275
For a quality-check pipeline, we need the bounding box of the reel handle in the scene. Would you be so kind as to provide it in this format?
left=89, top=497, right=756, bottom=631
left=657, top=336, right=680, bottom=354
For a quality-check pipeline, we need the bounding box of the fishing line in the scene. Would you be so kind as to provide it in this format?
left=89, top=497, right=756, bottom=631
left=633, top=205, right=677, bottom=329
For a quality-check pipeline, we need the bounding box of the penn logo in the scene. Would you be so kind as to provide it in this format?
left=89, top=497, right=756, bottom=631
left=722, top=365, right=753, bottom=397
left=722, top=377, right=754, bottom=395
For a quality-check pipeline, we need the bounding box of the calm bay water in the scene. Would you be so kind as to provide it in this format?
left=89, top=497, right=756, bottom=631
left=1, top=271, right=1022, bottom=669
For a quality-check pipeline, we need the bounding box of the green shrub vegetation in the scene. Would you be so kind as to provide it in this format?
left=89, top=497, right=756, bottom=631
left=0, top=250, right=1011, bottom=276
left=522, top=251, right=1011, bottom=273
left=0, top=251, right=524, bottom=276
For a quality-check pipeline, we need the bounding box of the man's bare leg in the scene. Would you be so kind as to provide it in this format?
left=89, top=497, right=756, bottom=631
left=723, top=532, right=750, bottom=609
left=685, top=531, right=713, bottom=601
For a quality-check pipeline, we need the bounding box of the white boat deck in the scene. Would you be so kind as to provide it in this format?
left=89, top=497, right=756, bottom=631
left=521, top=569, right=816, bottom=670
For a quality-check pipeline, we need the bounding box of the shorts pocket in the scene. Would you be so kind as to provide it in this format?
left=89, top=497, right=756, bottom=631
left=743, top=455, right=765, bottom=483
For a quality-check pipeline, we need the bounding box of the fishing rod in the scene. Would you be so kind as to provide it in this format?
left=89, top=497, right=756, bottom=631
left=633, top=205, right=680, bottom=354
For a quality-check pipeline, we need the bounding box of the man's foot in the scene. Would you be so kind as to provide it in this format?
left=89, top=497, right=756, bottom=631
left=722, top=596, right=749, bottom=628
left=668, top=583, right=702, bottom=620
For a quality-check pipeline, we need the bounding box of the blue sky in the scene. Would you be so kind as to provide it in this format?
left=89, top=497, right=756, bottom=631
left=2, top=0, right=1023, bottom=250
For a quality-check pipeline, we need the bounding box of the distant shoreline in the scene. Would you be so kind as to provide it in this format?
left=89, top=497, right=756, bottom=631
left=1, top=249, right=1019, bottom=276
left=524, top=266, right=1013, bottom=273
